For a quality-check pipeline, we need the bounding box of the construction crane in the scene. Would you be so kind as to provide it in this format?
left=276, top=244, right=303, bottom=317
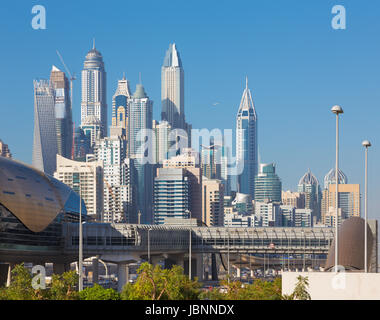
left=56, top=50, right=76, bottom=110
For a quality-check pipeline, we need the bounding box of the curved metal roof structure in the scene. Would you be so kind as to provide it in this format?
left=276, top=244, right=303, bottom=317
left=325, top=217, right=373, bottom=271
left=324, top=168, right=348, bottom=189
left=0, top=156, right=85, bottom=233
left=298, top=169, right=319, bottom=186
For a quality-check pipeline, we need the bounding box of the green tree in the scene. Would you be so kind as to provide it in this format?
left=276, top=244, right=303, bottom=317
left=285, top=275, right=311, bottom=300
left=121, top=263, right=201, bottom=300
left=49, top=270, right=79, bottom=300
left=2, top=263, right=40, bottom=300
left=201, top=278, right=282, bottom=300
left=79, top=283, right=120, bottom=300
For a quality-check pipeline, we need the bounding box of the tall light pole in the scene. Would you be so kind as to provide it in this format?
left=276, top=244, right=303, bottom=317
left=362, top=140, right=371, bottom=272
left=78, top=190, right=83, bottom=291
left=331, top=105, right=343, bottom=273
left=189, top=210, right=192, bottom=280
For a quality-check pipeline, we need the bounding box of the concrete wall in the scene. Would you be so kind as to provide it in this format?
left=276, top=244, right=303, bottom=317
left=282, top=272, right=380, bottom=300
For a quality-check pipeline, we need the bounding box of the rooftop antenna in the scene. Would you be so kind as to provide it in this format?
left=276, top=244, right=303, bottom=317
left=93, top=38, right=95, bottom=49
left=139, top=72, right=142, bottom=84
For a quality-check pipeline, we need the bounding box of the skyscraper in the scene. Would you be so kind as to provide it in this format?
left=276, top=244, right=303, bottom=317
left=254, top=163, right=281, bottom=202
left=297, top=169, right=321, bottom=222
left=153, top=120, right=172, bottom=164
left=163, top=149, right=202, bottom=222
left=154, top=168, right=190, bottom=224
left=202, top=177, right=224, bottom=226
left=321, top=168, right=348, bottom=224
left=81, top=41, right=107, bottom=138
left=112, top=74, right=131, bottom=134
left=54, top=154, right=103, bottom=221
left=32, top=79, right=58, bottom=175
left=50, top=65, right=73, bottom=158
left=236, top=77, right=258, bottom=199
left=128, top=83, right=153, bottom=224
left=161, top=43, right=185, bottom=130
left=94, top=130, right=135, bottom=223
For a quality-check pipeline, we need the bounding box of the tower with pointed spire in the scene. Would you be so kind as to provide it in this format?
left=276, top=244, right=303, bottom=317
left=236, top=77, right=258, bottom=199
left=80, top=40, right=107, bottom=139
left=128, top=82, right=154, bottom=224
left=161, top=43, right=189, bottom=132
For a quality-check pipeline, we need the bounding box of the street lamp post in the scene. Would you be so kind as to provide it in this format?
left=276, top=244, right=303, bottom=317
left=79, top=190, right=83, bottom=291
left=331, top=105, right=343, bottom=273
left=186, top=210, right=192, bottom=280
left=362, top=140, right=371, bottom=273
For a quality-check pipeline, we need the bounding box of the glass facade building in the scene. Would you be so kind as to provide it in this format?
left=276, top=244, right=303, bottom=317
left=154, top=168, right=190, bottom=225
left=0, top=156, right=86, bottom=253
left=128, top=84, right=154, bottom=224
left=32, top=79, right=58, bottom=175
left=254, top=163, right=282, bottom=202
left=50, top=65, right=73, bottom=159
left=81, top=43, right=107, bottom=138
left=236, top=78, right=258, bottom=200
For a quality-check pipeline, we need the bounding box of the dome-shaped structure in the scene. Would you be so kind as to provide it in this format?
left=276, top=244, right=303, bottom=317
left=298, top=169, right=319, bottom=186
left=83, top=44, right=104, bottom=70
left=325, top=217, right=373, bottom=271
left=324, top=168, right=347, bottom=189
left=0, top=156, right=86, bottom=233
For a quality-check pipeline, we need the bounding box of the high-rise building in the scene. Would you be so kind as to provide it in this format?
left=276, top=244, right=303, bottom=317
left=163, top=149, right=202, bottom=222
left=94, top=129, right=135, bottom=223
left=0, top=140, right=11, bottom=158
left=280, top=205, right=295, bottom=227
left=297, top=169, right=321, bottom=223
left=325, top=184, right=361, bottom=222
left=254, top=200, right=281, bottom=227
left=254, top=163, right=281, bottom=202
left=50, top=65, right=73, bottom=158
left=202, top=177, right=224, bottom=226
left=153, top=120, right=172, bottom=164
left=161, top=43, right=185, bottom=130
left=294, top=208, right=313, bottom=227
left=73, top=127, right=91, bottom=161
left=236, top=78, right=258, bottom=199
left=128, top=83, right=153, bottom=224
left=32, top=79, right=58, bottom=175
left=220, top=145, right=232, bottom=196
left=201, top=138, right=221, bottom=180
left=81, top=42, right=107, bottom=138
left=321, top=168, right=348, bottom=224
left=54, top=154, right=103, bottom=221
left=154, top=168, right=190, bottom=224
left=112, top=74, right=131, bottom=135
left=282, top=190, right=305, bottom=208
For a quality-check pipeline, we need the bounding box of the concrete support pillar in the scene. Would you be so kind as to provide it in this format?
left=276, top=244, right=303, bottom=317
left=236, top=267, right=241, bottom=279
left=92, top=257, right=99, bottom=284
left=195, top=254, right=203, bottom=282
left=6, top=263, right=15, bottom=287
left=0, top=264, right=9, bottom=287
left=211, top=253, right=218, bottom=281
left=117, top=263, right=129, bottom=292
left=53, top=263, right=70, bottom=275
left=250, top=269, right=254, bottom=278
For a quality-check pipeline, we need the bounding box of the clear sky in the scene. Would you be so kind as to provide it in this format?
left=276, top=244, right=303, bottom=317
left=0, top=0, right=379, bottom=217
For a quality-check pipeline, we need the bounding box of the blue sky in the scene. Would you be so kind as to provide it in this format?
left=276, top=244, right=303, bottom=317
left=0, top=0, right=379, bottom=216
